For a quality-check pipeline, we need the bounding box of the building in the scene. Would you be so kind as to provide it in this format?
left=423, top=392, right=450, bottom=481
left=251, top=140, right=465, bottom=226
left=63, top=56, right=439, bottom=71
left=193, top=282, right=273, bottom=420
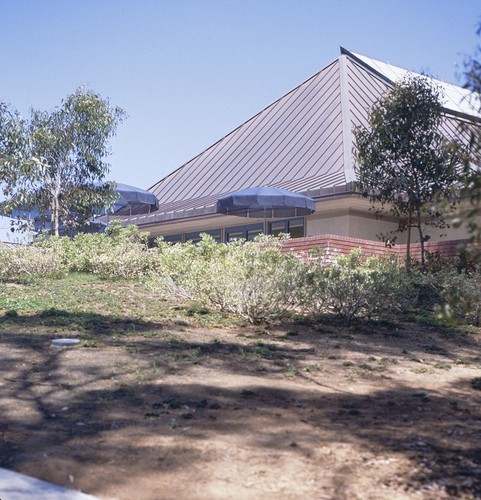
left=120, top=48, right=480, bottom=251
left=0, top=215, right=35, bottom=246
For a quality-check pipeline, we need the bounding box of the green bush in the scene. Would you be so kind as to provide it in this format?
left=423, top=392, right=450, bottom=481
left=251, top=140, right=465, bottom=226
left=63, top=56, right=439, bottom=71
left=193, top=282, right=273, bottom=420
left=5, top=224, right=477, bottom=327
left=441, top=271, right=481, bottom=325
left=89, top=244, right=159, bottom=279
left=418, top=264, right=481, bottom=325
left=155, top=234, right=303, bottom=323
left=34, top=221, right=154, bottom=278
left=324, top=250, right=412, bottom=323
left=297, top=249, right=413, bottom=324
left=156, top=241, right=416, bottom=324
left=0, top=243, right=67, bottom=280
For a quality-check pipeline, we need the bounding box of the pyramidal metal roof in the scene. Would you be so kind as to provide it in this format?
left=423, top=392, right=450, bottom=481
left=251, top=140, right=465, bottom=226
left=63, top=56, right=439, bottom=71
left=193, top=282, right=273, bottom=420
left=133, top=48, right=479, bottom=226
left=344, top=48, right=481, bottom=119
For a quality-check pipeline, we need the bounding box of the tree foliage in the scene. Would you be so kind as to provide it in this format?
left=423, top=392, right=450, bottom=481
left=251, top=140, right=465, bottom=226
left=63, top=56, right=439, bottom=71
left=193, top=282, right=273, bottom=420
left=354, top=76, right=464, bottom=269
left=458, top=21, right=481, bottom=241
left=0, top=88, right=126, bottom=235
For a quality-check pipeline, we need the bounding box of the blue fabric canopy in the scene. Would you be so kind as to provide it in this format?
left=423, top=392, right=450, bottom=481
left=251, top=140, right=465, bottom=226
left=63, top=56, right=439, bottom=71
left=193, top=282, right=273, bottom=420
left=111, top=183, right=159, bottom=215
left=216, top=186, right=315, bottom=218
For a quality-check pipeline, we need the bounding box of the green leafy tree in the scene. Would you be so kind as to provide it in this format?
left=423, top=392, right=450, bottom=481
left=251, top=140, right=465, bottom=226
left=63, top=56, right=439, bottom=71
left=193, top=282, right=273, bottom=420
left=0, top=88, right=126, bottom=235
left=354, top=76, right=464, bottom=270
left=458, top=21, right=481, bottom=241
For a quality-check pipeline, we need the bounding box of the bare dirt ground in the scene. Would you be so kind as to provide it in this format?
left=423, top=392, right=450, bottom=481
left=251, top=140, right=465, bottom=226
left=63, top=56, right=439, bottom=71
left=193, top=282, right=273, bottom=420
left=1, top=315, right=481, bottom=499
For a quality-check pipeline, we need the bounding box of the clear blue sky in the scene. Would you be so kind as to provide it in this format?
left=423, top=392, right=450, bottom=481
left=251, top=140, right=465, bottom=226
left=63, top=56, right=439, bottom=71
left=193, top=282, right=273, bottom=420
left=1, top=0, right=480, bottom=190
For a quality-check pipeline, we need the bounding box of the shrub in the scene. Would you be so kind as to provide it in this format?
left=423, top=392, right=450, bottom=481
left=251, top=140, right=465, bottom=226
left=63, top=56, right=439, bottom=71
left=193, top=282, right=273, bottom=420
left=0, top=243, right=67, bottom=281
left=300, top=249, right=413, bottom=324
left=420, top=264, right=481, bottom=325
left=34, top=222, right=153, bottom=277
left=89, top=244, right=158, bottom=279
left=156, top=234, right=304, bottom=323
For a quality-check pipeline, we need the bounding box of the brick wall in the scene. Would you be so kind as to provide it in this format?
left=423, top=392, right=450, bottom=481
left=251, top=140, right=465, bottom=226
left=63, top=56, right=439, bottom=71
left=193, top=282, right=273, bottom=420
left=281, top=234, right=471, bottom=262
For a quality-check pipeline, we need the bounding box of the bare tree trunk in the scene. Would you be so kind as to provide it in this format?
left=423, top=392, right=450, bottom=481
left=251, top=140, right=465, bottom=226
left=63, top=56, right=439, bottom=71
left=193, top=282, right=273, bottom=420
left=406, top=210, right=412, bottom=273
left=416, top=209, right=425, bottom=271
left=50, top=198, right=56, bottom=236
left=51, top=179, right=61, bottom=237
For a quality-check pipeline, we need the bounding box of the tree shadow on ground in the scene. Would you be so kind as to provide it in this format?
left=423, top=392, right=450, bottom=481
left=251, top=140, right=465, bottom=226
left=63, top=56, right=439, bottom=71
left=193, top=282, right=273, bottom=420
left=0, top=309, right=480, bottom=497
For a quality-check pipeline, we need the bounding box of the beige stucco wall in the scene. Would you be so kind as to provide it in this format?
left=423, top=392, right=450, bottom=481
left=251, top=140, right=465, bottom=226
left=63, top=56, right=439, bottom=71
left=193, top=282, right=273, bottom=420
left=306, top=210, right=403, bottom=242
left=305, top=195, right=479, bottom=244
left=135, top=193, right=479, bottom=244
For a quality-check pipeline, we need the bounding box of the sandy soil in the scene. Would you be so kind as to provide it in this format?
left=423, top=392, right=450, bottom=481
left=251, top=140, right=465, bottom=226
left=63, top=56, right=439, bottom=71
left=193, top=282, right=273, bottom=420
left=1, top=317, right=480, bottom=499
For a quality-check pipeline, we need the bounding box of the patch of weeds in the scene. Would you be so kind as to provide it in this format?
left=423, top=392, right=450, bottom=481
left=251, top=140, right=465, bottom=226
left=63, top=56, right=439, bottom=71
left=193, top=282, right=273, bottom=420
left=471, top=378, right=481, bottom=390
left=96, top=389, right=116, bottom=401
left=408, top=354, right=422, bottom=362
left=379, top=357, right=399, bottom=365
left=253, top=341, right=270, bottom=358
left=327, top=354, right=342, bottom=360
left=126, top=345, right=140, bottom=354
left=434, top=361, right=452, bottom=370
left=346, top=365, right=373, bottom=381
left=162, top=330, right=180, bottom=342
left=173, top=319, right=190, bottom=327
left=423, top=344, right=448, bottom=355
left=141, top=331, right=159, bottom=338
left=342, top=361, right=355, bottom=367
left=293, top=316, right=314, bottom=326
left=358, top=363, right=373, bottom=371
left=81, top=339, right=98, bottom=348
left=283, top=365, right=298, bottom=378
left=410, top=367, right=429, bottom=374
left=367, top=356, right=377, bottom=362
left=376, top=319, right=399, bottom=329
left=184, top=347, right=202, bottom=365
left=116, top=361, right=141, bottom=376
left=155, top=352, right=183, bottom=370
left=454, top=358, right=470, bottom=365
left=199, top=311, right=239, bottom=328
left=453, top=324, right=479, bottom=335
left=238, top=346, right=249, bottom=359
left=349, top=324, right=370, bottom=334
left=186, top=303, right=210, bottom=316
left=143, top=361, right=166, bottom=380
left=404, top=311, right=440, bottom=327
left=3, top=309, right=18, bottom=319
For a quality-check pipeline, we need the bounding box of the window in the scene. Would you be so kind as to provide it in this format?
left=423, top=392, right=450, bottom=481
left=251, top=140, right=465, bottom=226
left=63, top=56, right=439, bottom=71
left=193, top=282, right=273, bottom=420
left=288, top=218, right=304, bottom=238
left=268, top=218, right=304, bottom=238
left=246, top=224, right=263, bottom=240
left=226, top=223, right=264, bottom=242
left=270, top=220, right=286, bottom=237
left=163, top=234, right=183, bottom=243
left=185, top=229, right=222, bottom=243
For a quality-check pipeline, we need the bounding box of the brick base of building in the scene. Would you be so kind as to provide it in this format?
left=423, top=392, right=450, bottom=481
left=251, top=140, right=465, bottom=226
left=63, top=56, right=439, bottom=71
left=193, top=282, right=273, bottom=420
left=281, top=234, right=472, bottom=262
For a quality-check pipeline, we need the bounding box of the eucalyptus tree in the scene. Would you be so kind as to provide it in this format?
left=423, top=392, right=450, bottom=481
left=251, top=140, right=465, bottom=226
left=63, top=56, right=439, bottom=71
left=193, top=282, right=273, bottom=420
left=354, top=76, right=463, bottom=270
left=459, top=21, right=481, bottom=242
left=0, top=88, right=126, bottom=235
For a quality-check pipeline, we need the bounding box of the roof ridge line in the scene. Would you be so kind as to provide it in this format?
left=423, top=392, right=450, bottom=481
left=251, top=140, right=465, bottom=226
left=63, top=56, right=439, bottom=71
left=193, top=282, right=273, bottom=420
left=339, top=53, right=356, bottom=183
left=340, top=47, right=395, bottom=86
